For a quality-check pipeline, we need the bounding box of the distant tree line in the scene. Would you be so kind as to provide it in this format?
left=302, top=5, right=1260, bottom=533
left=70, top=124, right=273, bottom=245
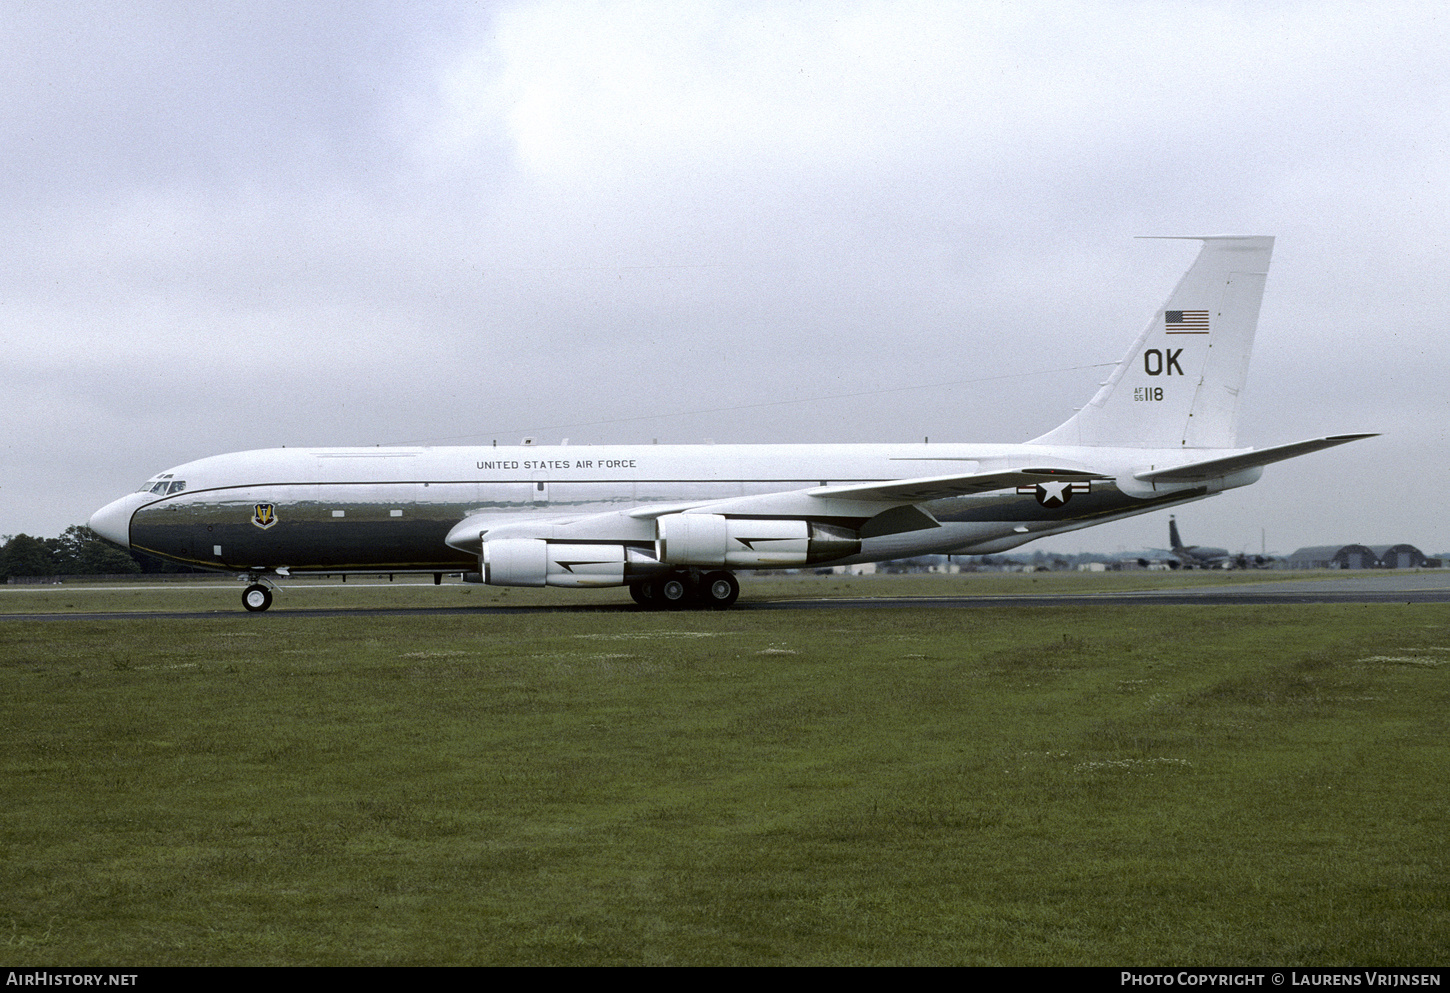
left=0, top=526, right=202, bottom=581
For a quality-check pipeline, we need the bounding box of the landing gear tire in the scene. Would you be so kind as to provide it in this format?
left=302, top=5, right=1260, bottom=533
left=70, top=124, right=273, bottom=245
left=698, top=570, right=739, bottom=609
left=629, top=581, right=655, bottom=607
left=242, top=584, right=273, bottom=612
left=652, top=574, right=692, bottom=610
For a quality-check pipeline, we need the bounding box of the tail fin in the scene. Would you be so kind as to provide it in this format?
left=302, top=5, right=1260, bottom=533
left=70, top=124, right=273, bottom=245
left=1169, top=515, right=1184, bottom=550
left=1032, top=236, right=1274, bottom=449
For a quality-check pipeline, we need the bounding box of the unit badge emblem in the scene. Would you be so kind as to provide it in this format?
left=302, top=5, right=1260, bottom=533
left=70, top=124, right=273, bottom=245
left=252, top=504, right=278, bottom=529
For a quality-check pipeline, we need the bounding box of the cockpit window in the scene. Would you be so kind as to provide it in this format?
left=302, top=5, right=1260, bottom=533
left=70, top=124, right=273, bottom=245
left=137, top=474, right=183, bottom=495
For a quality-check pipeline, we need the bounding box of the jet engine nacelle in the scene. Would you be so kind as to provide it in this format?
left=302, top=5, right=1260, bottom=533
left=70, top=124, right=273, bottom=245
left=482, top=538, right=666, bottom=588
left=654, top=514, right=860, bottom=567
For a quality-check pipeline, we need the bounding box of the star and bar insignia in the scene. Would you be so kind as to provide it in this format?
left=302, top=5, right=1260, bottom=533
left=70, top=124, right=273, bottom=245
left=1016, top=481, right=1091, bottom=508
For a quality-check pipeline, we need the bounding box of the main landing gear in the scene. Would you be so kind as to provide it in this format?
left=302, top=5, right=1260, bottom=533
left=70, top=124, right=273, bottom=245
left=629, top=569, right=740, bottom=610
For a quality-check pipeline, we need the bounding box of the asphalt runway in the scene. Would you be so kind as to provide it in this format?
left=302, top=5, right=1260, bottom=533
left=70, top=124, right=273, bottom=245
left=753, top=571, right=1450, bottom=609
left=3, top=572, right=1448, bottom=621
left=791, top=571, right=1450, bottom=609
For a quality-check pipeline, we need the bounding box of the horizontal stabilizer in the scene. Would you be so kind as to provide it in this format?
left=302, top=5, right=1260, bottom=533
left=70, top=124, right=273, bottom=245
left=808, top=467, right=1104, bottom=503
left=1134, top=434, right=1377, bottom=484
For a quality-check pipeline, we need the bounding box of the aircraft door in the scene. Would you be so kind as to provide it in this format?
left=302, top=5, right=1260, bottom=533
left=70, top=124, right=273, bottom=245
left=531, top=470, right=549, bottom=504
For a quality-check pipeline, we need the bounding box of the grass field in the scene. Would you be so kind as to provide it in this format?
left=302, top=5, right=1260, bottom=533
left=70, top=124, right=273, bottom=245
left=3, top=576, right=1447, bottom=965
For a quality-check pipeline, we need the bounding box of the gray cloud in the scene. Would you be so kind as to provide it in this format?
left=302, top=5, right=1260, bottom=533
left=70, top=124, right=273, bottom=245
left=3, top=1, right=1445, bottom=557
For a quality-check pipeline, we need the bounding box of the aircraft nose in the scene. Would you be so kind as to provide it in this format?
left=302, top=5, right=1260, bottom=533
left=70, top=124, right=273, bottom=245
left=89, top=493, right=147, bottom=548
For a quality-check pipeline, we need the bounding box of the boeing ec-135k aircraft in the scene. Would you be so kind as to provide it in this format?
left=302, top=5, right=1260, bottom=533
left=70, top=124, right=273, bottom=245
left=90, top=236, right=1373, bottom=611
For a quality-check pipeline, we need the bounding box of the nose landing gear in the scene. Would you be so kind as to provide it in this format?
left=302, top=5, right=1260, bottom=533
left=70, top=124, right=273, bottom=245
left=242, top=584, right=273, bottom=612
left=240, top=574, right=277, bottom=612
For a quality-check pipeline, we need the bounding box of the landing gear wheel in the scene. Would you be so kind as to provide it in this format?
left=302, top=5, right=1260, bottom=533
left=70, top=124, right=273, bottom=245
left=698, top=570, right=739, bottom=609
left=242, top=584, right=273, bottom=612
left=629, top=581, right=655, bottom=607
left=652, top=574, right=692, bottom=610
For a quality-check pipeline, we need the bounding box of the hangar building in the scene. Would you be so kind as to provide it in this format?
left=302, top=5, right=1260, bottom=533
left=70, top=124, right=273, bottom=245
left=1285, top=544, right=1439, bottom=569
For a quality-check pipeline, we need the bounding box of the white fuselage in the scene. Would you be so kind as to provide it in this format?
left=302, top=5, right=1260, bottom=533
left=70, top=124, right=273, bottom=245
left=90, top=440, right=1228, bottom=576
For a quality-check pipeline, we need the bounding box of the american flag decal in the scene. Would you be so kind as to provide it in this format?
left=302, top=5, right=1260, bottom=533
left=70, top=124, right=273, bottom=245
left=1165, top=310, right=1210, bottom=333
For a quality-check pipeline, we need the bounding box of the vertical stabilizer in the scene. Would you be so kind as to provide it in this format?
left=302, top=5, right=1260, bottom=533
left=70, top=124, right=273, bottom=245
left=1032, top=236, right=1274, bottom=449
left=1169, top=515, right=1184, bottom=551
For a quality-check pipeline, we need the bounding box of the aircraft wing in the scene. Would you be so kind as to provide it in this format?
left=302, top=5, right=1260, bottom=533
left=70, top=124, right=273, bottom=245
left=1134, top=434, right=1377, bottom=485
left=801, top=467, right=1106, bottom=503
left=457, top=465, right=1106, bottom=551
left=627, top=501, right=729, bottom=521
left=619, top=467, right=1105, bottom=522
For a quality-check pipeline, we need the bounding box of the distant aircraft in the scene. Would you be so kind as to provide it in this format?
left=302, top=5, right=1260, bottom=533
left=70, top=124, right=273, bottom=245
left=90, top=236, right=1373, bottom=611
left=1167, top=515, right=1232, bottom=568
left=1167, top=515, right=1275, bottom=569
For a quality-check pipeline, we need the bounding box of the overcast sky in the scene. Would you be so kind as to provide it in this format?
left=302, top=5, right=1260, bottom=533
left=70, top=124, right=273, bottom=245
left=4, top=1, right=1446, bottom=557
